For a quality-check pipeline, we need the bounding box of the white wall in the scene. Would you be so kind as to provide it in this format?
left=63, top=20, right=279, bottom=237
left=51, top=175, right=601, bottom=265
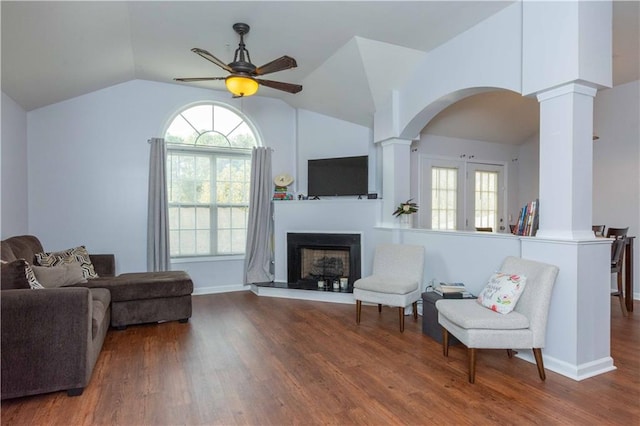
left=295, top=109, right=373, bottom=196
left=517, top=133, right=540, bottom=209
left=593, top=80, right=640, bottom=298
left=22, top=79, right=370, bottom=292
left=1, top=92, right=29, bottom=238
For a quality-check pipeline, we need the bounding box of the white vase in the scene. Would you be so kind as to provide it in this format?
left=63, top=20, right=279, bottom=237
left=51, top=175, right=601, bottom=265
left=399, top=214, right=412, bottom=228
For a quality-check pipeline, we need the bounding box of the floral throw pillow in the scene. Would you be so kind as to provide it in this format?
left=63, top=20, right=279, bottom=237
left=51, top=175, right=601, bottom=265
left=476, top=272, right=527, bottom=314
left=35, top=246, right=98, bottom=279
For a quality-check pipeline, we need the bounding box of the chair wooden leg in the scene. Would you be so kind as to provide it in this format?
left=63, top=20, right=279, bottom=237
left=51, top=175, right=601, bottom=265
left=507, top=349, right=514, bottom=358
left=468, top=348, right=477, bottom=384
left=532, top=348, right=546, bottom=381
left=442, top=328, right=449, bottom=356
left=378, top=304, right=382, bottom=313
left=399, top=307, right=405, bottom=332
left=617, top=272, right=628, bottom=317
left=356, top=300, right=362, bottom=324
left=412, top=301, right=418, bottom=320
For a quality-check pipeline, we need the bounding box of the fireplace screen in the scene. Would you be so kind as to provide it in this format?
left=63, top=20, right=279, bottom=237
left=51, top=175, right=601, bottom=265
left=287, top=232, right=361, bottom=288
left=301, top=248, right=350, bottom=281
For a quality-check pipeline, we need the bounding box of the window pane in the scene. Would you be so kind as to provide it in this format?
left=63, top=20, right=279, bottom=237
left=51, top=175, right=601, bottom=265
left=217, top=157, right=230, bottom=181
left=218, top=207, right=231, bottom=228
left=180, top=207, right=196, bottom=229
left=180, top=230, right=196, bottom=255
left=474, top=171, right=498, bottom=229
left=197, top=131, right=229, bottom=147
left=196, top=230, right=210, bottom=254
left=217, top=229, right=231, bottom=253
left=228, top=122, right=257, bottom=148
left=196, top=207, right=210, bottom=228
left=166, top=103, right=256, bottom=257
left=181, top=105, right=213, bottom=133
left=213, top=105, right=242, bottom=135
left=231, top=229, right=246, bottom=253
left=432, top=167, right=457, bottom=230
left=231, top=207, right=248, bottom=228
left=165, top=115, right=198, bottom=145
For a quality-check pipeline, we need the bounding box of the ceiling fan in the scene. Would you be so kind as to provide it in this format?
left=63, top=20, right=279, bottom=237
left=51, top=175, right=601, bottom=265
left=174, top=23, right=303, bottom=98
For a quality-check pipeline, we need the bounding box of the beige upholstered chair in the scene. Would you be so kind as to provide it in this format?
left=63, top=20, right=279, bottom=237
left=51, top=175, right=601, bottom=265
left=436, top=256, right=559, bottom=383
left=354, top=244, right=425, bottom=332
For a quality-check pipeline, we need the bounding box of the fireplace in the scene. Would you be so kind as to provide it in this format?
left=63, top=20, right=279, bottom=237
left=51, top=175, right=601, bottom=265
left=287, top=233, right=361, bottom=290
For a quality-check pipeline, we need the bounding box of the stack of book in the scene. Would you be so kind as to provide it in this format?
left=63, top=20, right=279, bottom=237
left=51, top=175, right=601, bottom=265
left=514, top=198, right=539, bottom=236
left=433, top=282, right=473, bottom=299
left=272, top=185, right=293, bottom=201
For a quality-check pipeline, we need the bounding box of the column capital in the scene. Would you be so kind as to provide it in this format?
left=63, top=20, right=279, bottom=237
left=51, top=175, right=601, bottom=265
left=379, top=138, right=412, bottom=147
left=537, top=82, right=598, bottom=102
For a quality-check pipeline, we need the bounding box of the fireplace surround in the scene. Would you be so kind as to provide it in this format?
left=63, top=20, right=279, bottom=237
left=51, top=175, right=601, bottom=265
left=287, top=233, right=361, bottom=290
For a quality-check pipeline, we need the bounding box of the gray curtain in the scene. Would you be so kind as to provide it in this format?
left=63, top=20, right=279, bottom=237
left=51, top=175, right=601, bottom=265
left=147, top=137, right=170, bottom=271
left=244, top=147, right=274, bottom=284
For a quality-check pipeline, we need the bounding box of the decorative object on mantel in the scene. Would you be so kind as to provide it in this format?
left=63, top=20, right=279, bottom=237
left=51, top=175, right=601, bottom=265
left=273, top=174, right=294, bottom=201
left=393, top=199, right=418, bottom=228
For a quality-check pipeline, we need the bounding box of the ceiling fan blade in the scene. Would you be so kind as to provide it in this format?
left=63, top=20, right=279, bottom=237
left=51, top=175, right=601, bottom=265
left=191, top=48, right=233, bottom=73
left=174, top=77, right=226, bottom=82
left=254, top=56, right=297, bottom=76
left=256, top=78, right=303, bottom=94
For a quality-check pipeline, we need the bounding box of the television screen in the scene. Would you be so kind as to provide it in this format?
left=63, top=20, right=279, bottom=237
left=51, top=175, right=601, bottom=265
left=308, top=155, right=368, bottom=197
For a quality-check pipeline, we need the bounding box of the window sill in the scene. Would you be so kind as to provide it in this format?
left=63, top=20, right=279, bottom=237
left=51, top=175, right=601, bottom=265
left=171, top=255, right=245, bottom=264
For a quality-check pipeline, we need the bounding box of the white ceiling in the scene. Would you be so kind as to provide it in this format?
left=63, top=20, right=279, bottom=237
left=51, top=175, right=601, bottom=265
left=2, top=1, right=638, bottom=144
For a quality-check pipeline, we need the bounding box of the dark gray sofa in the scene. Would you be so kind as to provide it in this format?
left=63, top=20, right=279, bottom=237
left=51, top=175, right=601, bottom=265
left=0, top=235, right=193, bottom=400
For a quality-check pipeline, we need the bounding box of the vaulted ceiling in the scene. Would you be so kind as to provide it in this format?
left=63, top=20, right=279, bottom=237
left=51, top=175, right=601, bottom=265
left=2, top=1, right=638, bottom=144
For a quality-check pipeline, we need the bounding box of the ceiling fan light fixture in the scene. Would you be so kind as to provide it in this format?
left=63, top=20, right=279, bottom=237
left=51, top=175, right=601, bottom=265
left=225, top=75, right=259, bottom=97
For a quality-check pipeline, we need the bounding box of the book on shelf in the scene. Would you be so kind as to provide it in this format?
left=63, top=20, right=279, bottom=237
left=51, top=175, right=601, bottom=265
left=514, top=198, right=539, bottom=236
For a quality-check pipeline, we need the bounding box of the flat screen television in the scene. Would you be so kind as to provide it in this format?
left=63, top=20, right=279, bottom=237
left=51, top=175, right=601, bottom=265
left=308, top=155, right=368, bottom=197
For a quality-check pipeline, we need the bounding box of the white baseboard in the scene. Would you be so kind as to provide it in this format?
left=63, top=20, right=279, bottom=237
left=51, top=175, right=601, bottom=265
left=193, top=284, right=249, bottom=295
left=516, top=350, right=616, bottom=381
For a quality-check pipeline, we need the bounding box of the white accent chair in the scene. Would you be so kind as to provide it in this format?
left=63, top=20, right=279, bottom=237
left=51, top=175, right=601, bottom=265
left=436, top=256, right=559, bottom=383
left=354, top=244, right=425, bottom=332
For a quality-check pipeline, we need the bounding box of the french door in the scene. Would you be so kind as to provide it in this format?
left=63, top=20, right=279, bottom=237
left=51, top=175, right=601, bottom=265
left=418, top=156, right=505, bottom=231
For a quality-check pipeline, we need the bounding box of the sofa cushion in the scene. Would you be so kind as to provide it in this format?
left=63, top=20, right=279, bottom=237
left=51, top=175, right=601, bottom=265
left=0, top=241, right=17, bottom=262
left=1, top=259, right=30, bottom=289
left=436, top=299, right=530, bottom=330
left=82, top=271, right=193, bottom=302
left=354, top=275, right=419, bottom=294
left=35, top=246, right=99, bottom=279
left=1, top=259, right=44, bottom=289
left=89, top=288, right=111, bottom=338
left=32, top=263, right=88, bottom=288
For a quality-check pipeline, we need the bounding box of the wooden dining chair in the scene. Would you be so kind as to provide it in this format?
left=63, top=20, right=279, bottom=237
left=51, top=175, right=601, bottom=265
left=606, top=227, right=628, bottom=239
left=592, top=225, right=605, bottom=237
left=611, top=237, right=628, bottom=316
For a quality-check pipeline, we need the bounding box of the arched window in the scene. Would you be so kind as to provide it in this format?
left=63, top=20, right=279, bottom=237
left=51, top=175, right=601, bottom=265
left=165, top=103, right=259, bottom=257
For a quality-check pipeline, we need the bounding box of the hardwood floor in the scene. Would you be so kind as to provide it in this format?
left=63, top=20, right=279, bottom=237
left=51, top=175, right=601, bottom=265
left=2, top=292, right=639, bottom=425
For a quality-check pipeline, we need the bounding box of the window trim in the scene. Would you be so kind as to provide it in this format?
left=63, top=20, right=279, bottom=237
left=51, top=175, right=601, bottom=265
left=164, top=101, right=261, bottom=259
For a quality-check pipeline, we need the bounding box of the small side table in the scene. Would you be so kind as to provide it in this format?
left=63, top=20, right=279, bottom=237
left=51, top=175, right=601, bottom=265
left=421, top=291, right=475, bottom=344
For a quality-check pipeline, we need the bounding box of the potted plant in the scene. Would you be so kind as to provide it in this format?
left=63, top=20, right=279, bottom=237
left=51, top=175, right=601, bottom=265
left=393, top=199, right=418, bottom=227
